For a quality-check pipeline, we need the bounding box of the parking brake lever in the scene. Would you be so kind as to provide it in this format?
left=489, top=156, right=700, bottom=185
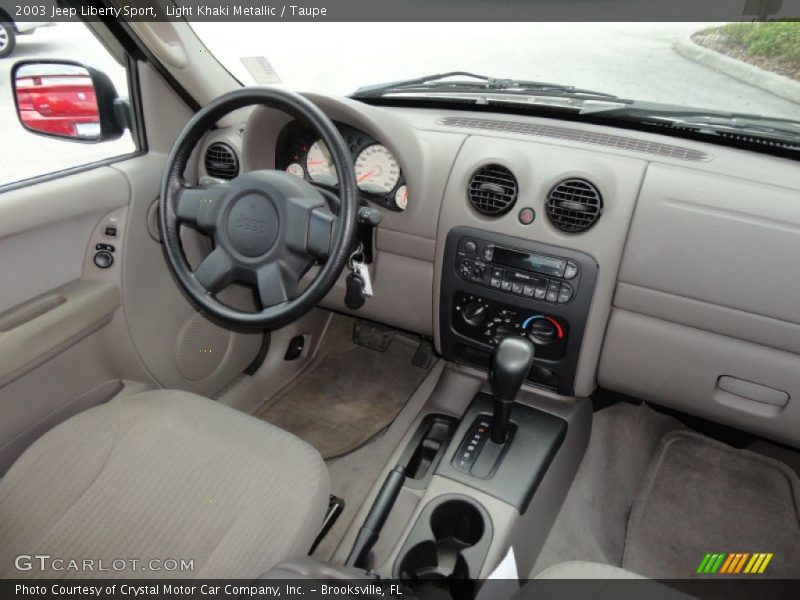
left=345, top=465, right=406, bottom=569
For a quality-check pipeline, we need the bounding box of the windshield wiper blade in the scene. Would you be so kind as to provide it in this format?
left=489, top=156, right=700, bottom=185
left=597, top=105, right=800, bottom=142
left=352, top=71, right=622, bottom=101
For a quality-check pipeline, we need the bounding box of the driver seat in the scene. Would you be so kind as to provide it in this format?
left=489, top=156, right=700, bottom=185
left=0, top=390, right=330, bottom=578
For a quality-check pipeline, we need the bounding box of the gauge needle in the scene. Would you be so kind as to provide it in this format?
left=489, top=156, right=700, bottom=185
left=358, top=171, right=374, bottom=182
left=307, top=160, right=323, bottom=165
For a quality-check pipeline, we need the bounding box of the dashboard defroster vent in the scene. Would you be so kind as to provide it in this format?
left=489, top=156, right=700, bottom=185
left=204, top=143, right=239, bottom=180
left=468, top=165, right=518, bottom=216
left=546, top=179, right=602, bottom=233
left=437, top=116, right=713, bottom=162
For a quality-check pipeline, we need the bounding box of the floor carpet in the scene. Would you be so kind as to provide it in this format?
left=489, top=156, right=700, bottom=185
left=623, top=430, right=800, bottom=579
left=255, top=316, right=431, bottom=459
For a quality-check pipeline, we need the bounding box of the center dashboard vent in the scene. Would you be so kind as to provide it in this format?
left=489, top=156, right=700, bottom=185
left=546, top=178, right=603, bottom=233
left=468, top=165, right=518, bottom=216
left=204, top=143, right=239, bottom=180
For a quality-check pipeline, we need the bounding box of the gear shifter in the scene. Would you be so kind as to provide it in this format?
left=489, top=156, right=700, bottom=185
left=490, top=336, right=535, bottom=444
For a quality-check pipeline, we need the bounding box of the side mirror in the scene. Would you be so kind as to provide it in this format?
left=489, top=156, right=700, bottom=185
left=12, top=60, right=129, bottom=143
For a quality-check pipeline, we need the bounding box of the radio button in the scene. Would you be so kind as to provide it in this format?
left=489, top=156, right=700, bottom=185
left=458, top=259, right=472, bottom=278
left=464, top=240, right=478, bottom=254
left=534, top=288, right=547, bottom=300
left=547, top=281, right=562, bottom=294
left=501, top=280, right=512, bottom=291
left=558, top=283, right=574, bottom=304
left=546, top=290, right=559, bottom=303
left=564, top=261, right=579, bottom=279
left=522, top=285, right=535, bottom=297
left=483, top=245, right=494, bottom=261
left=511, top=282, right=524, bottom=294
left=492, top=267, right=504, bottom=279
left=490, top=278, right=502, bottom=288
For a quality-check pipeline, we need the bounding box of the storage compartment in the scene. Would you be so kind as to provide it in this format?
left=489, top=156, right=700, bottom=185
left=598, top=309, right=800, bottom=447
left=398, top=414, right=457, bottom=489
left=395, top=495, right=492, bottom=600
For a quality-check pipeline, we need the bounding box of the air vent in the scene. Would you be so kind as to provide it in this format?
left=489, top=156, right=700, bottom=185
left=468, top=165, right=518, bottom=216
left=204, top=143, right=239, bottom=179
left=546, top=179, right=602, bottom=233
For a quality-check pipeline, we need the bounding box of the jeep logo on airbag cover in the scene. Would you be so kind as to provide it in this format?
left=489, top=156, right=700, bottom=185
left=227, top=194, right=278, bottom=257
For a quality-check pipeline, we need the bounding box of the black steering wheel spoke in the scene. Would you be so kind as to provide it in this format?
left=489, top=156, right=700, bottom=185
left=307, top=207, right=336, bottom=259
left=255, top=262, right=293, bottom=308
left=160, top=88, right=357, bottom=330
left=176, top=182, right=228, bottom=234
left=193, top=247, right=237, bottom=294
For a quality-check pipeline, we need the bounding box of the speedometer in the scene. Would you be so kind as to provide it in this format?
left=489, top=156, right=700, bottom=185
left=306, top=141, right=338, bottom=185
left=355, top=144, right=401, bottom=194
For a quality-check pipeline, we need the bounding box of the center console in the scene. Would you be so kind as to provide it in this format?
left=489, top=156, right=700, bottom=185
left=334, top=228, right=596, bottom=597
left=440, top=226, right=599, bottom=396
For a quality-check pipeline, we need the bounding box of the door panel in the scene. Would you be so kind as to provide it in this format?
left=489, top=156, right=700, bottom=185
left=0, top=159, right=260, bottom=473
left=0, top=167, right=128, bottom=312
left=112, top=154, right=262, bottom=394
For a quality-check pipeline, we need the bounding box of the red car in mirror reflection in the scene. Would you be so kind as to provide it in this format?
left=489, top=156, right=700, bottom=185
left=15, top=73, right=100, bottom=138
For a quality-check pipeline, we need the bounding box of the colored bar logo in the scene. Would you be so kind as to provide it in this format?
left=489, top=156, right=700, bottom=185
left=696, top=552, right=773, bottom=574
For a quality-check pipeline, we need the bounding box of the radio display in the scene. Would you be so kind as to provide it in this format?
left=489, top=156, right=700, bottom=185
left=493, top=247, right=566, bottom=277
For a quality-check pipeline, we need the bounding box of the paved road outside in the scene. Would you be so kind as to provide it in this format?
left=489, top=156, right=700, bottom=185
left=2, top=22, right=798, bottom=187
left=195, top=21, right=799, bottom=116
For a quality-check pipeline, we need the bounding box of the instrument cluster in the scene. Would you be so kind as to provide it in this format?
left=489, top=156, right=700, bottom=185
left=276, top=120, right=408, bottom=212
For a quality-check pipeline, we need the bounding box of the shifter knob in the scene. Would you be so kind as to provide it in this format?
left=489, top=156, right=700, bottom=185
left=490, top=336, right=535, bottom=443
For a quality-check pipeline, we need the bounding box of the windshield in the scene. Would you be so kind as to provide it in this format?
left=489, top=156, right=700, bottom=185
left=191, top=22, right=799, bottom=123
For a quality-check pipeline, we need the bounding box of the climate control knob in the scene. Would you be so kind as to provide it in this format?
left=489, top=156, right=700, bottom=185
left=527, top=318, right=558, bottom=345
left=461, top=301, right=488, bottom=327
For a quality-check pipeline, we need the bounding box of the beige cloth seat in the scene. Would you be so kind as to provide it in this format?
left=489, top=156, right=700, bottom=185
left=0, top=390, right=330, bottom=579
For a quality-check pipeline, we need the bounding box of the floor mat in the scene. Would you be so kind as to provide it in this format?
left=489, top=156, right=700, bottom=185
left=530, top=402, right=684, bottom=576
left=255, top=316, right=430, bottom=459
left=623, top=430, right=800, bottom=579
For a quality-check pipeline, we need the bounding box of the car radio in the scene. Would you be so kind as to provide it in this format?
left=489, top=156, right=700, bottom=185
left=455, top=238, right=580, bottom=305
left=440, top=227, right=598, bottom=395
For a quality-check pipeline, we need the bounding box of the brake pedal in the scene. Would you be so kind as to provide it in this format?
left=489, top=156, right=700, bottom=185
left=412, top=339, right=435, bottom=369
left=353, top=320, right=396, bottom=352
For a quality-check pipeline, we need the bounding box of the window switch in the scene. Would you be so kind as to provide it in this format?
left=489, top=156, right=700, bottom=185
left=104, top=226, right=118, bottom=237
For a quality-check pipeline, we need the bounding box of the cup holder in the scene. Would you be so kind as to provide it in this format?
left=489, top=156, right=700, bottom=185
left=396, top=496, right=492, bottom=600
left=430, top=500, right=485, bottom=549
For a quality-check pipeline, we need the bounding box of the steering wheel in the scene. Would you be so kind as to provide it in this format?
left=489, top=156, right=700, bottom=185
left=159, top=88, right=358, bottom=331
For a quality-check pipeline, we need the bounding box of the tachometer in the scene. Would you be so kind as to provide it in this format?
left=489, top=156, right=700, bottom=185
left=355, top=144, right=400, bottom=194
left=306, top=141, right=338, bottom=185
left=286, top=163, right=305, bottom=178
left=394, top=185, right=408, bottom=210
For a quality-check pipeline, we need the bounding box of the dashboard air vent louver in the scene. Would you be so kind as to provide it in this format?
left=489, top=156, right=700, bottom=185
left=546, top=179, right=602, bottom=233
left=468, top=165, right=518, bottom=216
left=204, top=143, right=239, bottom=179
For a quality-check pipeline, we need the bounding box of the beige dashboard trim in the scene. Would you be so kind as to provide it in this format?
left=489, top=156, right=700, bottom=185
left=0, top=280, right=120, bottom=387
left=615, top=282, right=800, bottom=356
left=376, top=229, right=436, bottom=263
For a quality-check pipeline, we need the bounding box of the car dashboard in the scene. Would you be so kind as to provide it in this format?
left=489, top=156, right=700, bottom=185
left=197, top=92, right=800, bottom=449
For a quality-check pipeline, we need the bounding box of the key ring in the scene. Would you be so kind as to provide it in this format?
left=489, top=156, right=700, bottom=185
left=348, top=242, right=365, bottom=270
